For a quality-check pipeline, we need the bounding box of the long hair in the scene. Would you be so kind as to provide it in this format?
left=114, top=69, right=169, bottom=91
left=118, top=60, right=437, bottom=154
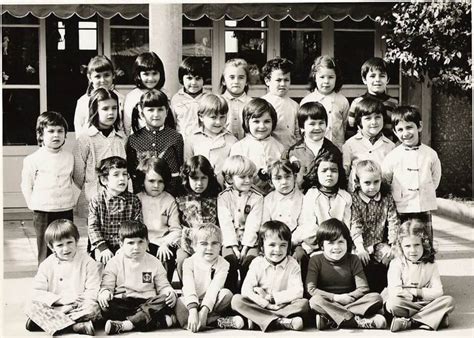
left=136, top=153, right=172, bottom=193
left=308, top=55, right=343, bottom=93
left=353, top=159, right=391, bottom=197
left=302, top=151, right=346, bottom=193
left=396, top=219, right=436, bottom=264
left=88, top=88, right=121, bottom=131
left=132, top=89, right=175, bottom=132
left=179, top=155, right=221, bottom=198
left=219, top=58, right=250, bottom=94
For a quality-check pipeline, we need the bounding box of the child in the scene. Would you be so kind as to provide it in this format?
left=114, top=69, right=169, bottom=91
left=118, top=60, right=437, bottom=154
left=261, top=58, right=300, bottom=149
left=99, top=220, right=178, bottom=334
left=284, top=102, right=342, bottom=190
left=343, top=96, right=395, bottom=192
left=218, top=155, right=263, bottom=293
left=300, top=55, right=350, bottom=150
left=171, top=56, right=207, bottom=140
left=385, top=220, right=454, bottom=332
left=73, top=88, right=127, bottom=217
left=123, top=52, right=166, bottom=135
left=136, top=155, right=181, bottom=282
left=351, top=160, right=400, bottom=293
left=175, top=155, right=222, bottom=280
left=26, top=219, right=101, bottom=335
left=220, top=58, right=253, bottom=140
left=126, top=89, right=183, bottom=194
left=175, top=223, right=245, bottom=331
left=382, top=106, right=441, bottom=240
left=230, top=98, right=285, bottom=195
left=74, top=55, right=124, bottom=137
left=184, top=93, right=237, bottom=187
left=21, top=111, right=75, bottom=265
left=307, top=218, right=387, bottom=330
left=88, top=156, right=142, bottom=264
left=232, top=220, right=309, bottom=331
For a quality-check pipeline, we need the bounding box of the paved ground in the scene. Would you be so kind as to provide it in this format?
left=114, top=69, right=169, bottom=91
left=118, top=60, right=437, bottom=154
left=2, top=211, right=473, bottom=337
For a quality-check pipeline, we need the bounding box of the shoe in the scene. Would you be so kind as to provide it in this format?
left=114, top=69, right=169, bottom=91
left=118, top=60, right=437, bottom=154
left=105, top=320, right=124, bottom=335
left=390, top=317, right=412, bottom=332
left=25, top=318, right=42, bottom=331
left=72, top=320, right=95, bottom=336
left=277, top=317, right=304, bottom=331
left=217, top=316, right=245, bottom=329
left=164, top=314, right=177, bottom=328
left=355, top=314, right=387, bottom=329
left=440, top=314, right=449, bottom=328
left=315, top=314, right=335, bottom=330
left=248, top=319, right=255, bottom=330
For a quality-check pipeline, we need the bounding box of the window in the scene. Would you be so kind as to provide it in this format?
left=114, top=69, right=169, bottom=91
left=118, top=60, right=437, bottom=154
left=183, top=17, right=213, bottom=85
left=78, top=21, right=97, bottom=50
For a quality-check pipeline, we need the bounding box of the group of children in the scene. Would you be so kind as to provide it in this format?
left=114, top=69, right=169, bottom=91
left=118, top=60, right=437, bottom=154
left=21, top=51, right=454, bottom=335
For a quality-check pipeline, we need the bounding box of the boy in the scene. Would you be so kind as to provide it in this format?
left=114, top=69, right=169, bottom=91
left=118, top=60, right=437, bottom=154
left=21, top=111, right=75, bottom=265
left=88, top=156, right=142, bottom=265
left=175, top=223, right=244, bottom=331
left=26, top=219, right=101, bottom=335
left=382, top=106, right=441, bottom=240
left=261, top=58, right=300, bottom=149
left=99, top=220, right=178, bottom=334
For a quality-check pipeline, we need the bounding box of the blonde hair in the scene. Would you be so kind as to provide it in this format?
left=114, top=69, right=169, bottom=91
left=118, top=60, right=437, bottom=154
left=222, top=155, right=257, bottom=182
left=219, top=58, right=250, bottom=94
left=197, top=93, right=229, bottom=122
left=192, top=223, right=223, bottom=244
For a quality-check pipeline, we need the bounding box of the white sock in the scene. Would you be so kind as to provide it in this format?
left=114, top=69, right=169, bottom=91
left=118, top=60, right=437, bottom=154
left=121, top=320, right=134, bottom=331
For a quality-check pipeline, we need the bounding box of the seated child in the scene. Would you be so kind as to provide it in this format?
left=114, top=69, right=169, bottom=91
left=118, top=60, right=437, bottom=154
left=98, top=220, right=178, bottom=334
left=175, top=223, right=244, bottom=331
left=26, top=219, right=101, bottom=335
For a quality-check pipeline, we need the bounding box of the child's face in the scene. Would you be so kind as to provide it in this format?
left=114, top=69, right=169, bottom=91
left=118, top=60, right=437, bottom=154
left=263, top=232, right=289, bottom=265
left=317, top=161, right=339, bottom=189
left=315, top=67, right=336, bottom=95
left=394, top=120, right=422, bottom=147
left=248, top=112, right=273, bottom=140
left=121, top=237, right=148, bottom=260
left=88, top=70, right=114, bottom=90
left=104, top=168, right=128, bottom=196
left=144, top=170, right=165, bottom=197
left=223, top=66, right=247, bottom=97
left=140, top=70, right=161, bottom=89
left=322, top=235, right=347, bottom=261
left=141, top=106, right=167, bottom=130
left=363, top=69, right=388, bottom=95
left=97, top=98, right=118, bottom=129
left=49, top=236, right=78, bottom=261
left=189, top=168, right=209, bottom=194
left=230, top=174, right=253, bottom=192
left=183, top=74, right=204, bottom=94
left=42, top=125, right=66, bottom=152
left=272, top=169, right=295, bottom=195
left=193, top=234, right=221, bottom=263
left=265, top=69, right=290, bottom=97
left=360, top=112, right=384, bottom=138
left=200, top=112, right=227, bottom=136
left=358, top=170, right=381, bottom=198
left=302, top=118, right=327, bottom=142
left=400, top=235, right=423, bottom=262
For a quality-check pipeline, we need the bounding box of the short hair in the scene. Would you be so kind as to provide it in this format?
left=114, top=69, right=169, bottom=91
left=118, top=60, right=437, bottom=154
left=316, top=218, right=353, bottom=254
left=353, top=159, right=391, bottom=196
left=119, top=220, right=148, bottom=242
left=36, top=111, right=68, bottom=146
left=308, top=55, right=343, bottom=93
left=261, top=58, right=293, bottom=82
left=297, top=101, right=328, bottom=127
left=197, top=94, right=229, bottom=125
left=178, top=57, right=207, bottom=85
left=219, top=58, right=250, bottom=94
left=267, top=159, right=300, bottom=179
left=45, top=219, right=80, bottom=247
left=137, top=89, right=175, bottom=129
left=86, top=55, right=115, bottom=95
left=222, top=155, right=257, bottom=182
left=136, top=154, right=172, bottom=192
left=353, top=96, right=387, bottom=128
left=396, top=219, right=435, bottom=263
left=242, top=98, right=278, bottom=134
left=179, top=155, right=221, bottom=198
left=192, top=223, right=223, bottom=244
left=97, top=156, right=127, bottom=187
left=391, top=105, right=422, bottom=129
left=88, top=87, right=122, bottom=131
left=132, top=52, right=165, bottom=89
left=302, top=151, right=346, bottom=193
left=258, top=220, right=292, bottom=255
left=361, top=57, right=389, bottom=79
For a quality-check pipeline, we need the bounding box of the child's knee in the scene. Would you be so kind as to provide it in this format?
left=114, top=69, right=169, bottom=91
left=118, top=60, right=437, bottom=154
left=231, top=294, right=245, bottom=311
left=385, top=296, right=406, bottom=315
left=309, top=294, right=325, bottom=310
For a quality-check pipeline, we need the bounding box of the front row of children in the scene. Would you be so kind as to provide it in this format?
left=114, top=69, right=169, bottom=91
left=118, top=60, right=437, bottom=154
left=26, top=217, right=454, bottom=335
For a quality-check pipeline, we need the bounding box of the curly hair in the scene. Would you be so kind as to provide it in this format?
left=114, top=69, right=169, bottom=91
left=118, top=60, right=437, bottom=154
left=302, top=151, right=346, bottom=193
left=308, top=55, right=343, bottom=93
left=395, top=219, right=436, bottom=264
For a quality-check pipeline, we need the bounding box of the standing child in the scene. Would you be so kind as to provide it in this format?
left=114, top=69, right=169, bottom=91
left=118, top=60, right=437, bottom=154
left=386, top=220, right=454, bottom=332
left=21, top=111, right=75, bottom=265
left=99, top=221, right=178, bottom=334
left=74, top=55, right=124, bottom=136
left=300, top=55, right=349, bottom=150
left=232, top=220, right=309, bottom=332
left=88, top=156, right=142, bottom=265
left=261, top=58, right=300, bottom=149
left=382, top=106, right=441, bottom=240
left=307, top=218, right=387, bottom=330
left=220, top=58, right=253, bottom=140
left=123, top=52, right=166, bottom=135
left=175, top=223, right=245, bottom=331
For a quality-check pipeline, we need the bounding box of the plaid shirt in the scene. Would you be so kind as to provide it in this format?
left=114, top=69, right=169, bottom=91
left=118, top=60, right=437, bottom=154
left=88, top=189, right=143, bottom=252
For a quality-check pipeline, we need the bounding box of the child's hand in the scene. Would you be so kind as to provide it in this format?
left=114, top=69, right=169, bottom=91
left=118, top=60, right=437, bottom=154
left=253, top=287, right=268, bottom=299
left=333, top=294, right=355, bottom=305
left=98, top=289, right=113, bottom=310
left=301, top=242, right=313, bottom=255
left=232, top=246, right=241, bottom=260
left=240, top=246, right=249, bottom=262
left=56, top=294, right=76, bottom=305
left=198, top=306, right=210, bottom=330
left=356, top=248, right=371, bottom=266
left=266, top=303, right=284, bottom=311
left=99, top=249, right=114, bottom=265
left=187, top=308, right=199, bottom=332
left=380, top=247, right=393, bottom=266
left=165, top=290, right=177, bottom=308
left=156, top=244, right=173, bottom=262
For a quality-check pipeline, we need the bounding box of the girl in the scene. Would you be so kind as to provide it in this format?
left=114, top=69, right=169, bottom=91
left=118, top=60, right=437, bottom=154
left=386, top=220, right=454, bottom=332
left=351, top=160, right=400, bottom=293
left=307, top=218, right=387, bottom=330
left=175, top=155, right=222, bottom=280
left=124, top=52, right=166, bottom=135
left=231, top=220, right=309, bottom=332
left=74, top=55, right=124, bottom=137
left=219, top=58, right=253, bottom=140
left=73, top=88, right=127, bottom=217
left=230, top=98, right=285, bottom=195
left=300, top=55, right=349, bottom=150
left=135, top=154, right=181, bottom=282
